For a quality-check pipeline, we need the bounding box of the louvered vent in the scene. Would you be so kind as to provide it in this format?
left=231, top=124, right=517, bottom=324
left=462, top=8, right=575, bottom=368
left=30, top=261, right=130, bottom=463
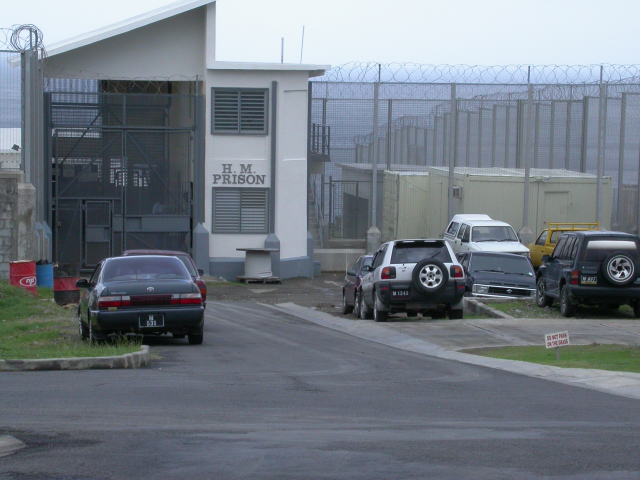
left=212, top=88, right=268, bottom=135
left=212, top=188, right=269, bottom=233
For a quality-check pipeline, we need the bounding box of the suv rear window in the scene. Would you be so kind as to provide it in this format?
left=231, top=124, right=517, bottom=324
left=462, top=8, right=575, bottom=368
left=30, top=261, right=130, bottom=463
left=581, top=239, right=640, bottom=262
left=391, top=241, right=452, bottom=264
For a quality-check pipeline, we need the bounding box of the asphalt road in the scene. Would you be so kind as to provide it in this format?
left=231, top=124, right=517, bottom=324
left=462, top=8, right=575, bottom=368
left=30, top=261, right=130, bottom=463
left=2, top=302, right=640, bottom=479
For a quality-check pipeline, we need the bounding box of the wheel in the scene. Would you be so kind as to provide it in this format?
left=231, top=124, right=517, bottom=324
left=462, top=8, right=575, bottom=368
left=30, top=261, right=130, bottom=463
left=353, top=292, right=362, bottom=318
left=342, top=290, right=354, bottom=315
left=188, top=332, right=204, bottom=345
left=560, top=285, right=575, bottom=317
left=78, top=309, right=89, bottom=340
left=448, top=308, right=464, bottom=320
left=430, top=309, right=447, bottom=320
left=601, top=252, right=635, bottom=286
left=373, top=295, right=388, bottom=322
left=412, top=258, right=448, bottom=295
left=359, top=292, right=373, bottom=320
left=536, top=278, right=553, bottom=308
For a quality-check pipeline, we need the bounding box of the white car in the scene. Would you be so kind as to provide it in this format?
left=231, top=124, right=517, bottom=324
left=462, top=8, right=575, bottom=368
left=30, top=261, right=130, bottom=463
left=443, top=214, right=530, bottom=257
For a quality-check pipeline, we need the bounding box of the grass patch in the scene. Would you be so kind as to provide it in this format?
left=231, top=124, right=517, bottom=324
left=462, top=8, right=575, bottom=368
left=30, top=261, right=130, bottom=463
left=464, top=343, right=640, bottom=373
left=484, top=299, right=637, bottom=319
left=0, top=281, right=142, bottom=360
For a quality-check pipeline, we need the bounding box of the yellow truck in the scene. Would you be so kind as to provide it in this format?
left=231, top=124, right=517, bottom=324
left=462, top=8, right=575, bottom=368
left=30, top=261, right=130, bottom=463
left=528, top=222, right=600, bottom=268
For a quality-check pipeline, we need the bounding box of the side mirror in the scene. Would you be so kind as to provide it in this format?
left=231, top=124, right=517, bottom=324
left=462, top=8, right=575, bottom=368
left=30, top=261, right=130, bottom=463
left=76, top=278, right=90, bottom=289
left=198, top=269, right=204, bottom=276
left=541, top=254, right=550, bottom=263
left=346, top=269, right=356, bottom=276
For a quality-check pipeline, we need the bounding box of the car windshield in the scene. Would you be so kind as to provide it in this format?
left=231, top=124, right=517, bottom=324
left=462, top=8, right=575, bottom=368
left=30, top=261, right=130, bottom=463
left=391, top=242, right=452, bottom=263
left=471, top=226, right=518, bottom=242
left=582, top=239, right=640, bottom=262
left=103, top=257, right=191, bottom=281
left=469, top=255, right=534, bottom=276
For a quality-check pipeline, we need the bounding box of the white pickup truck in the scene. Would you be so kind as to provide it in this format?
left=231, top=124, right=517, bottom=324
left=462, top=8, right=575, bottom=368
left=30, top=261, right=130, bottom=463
left=443, top=214, right=530, bottom=257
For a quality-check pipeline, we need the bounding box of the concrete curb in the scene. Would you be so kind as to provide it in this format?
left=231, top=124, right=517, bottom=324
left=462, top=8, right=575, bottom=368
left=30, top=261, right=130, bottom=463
left=0, top=345, right=150, bottom=371
left=269, top=302, right=640, bottom=401
left=463, top=297, right=513, bottom=318
left=0, top=435, right=25, bottom=458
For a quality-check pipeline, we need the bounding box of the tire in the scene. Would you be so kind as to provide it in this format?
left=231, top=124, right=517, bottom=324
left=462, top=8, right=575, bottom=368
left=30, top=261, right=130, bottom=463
left=354, top=292, right=361, bottom=318
left=560, top=285, right=575, bottom=317
left=188, top=332, right=204, bottom=345
left=448, top=308, right=464, bottom=320
left=373, top=295, right=388, bottom=322
left=78, top=309, right=89, bottom=340
left=359, top=292, right=373, bottom=320
left=412, top=258, right=448, bottom=295
left=536, top=278, right=553, bottom=308
left=342, top=290, right=354, bottom=315
left=601, top=252, right=635, bottom=286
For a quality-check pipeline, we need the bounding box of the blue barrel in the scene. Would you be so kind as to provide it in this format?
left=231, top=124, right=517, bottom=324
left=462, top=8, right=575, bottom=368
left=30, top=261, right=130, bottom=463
left=36, top=263, right=54, bottom=288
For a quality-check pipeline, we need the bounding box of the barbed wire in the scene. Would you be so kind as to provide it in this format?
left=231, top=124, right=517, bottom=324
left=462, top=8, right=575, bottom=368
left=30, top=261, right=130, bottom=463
left=315, top=62, right=640, bottom=85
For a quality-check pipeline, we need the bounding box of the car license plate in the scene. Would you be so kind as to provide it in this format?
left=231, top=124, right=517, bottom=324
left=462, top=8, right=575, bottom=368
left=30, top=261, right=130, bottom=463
left=581, top=276, right=597, bottom=285
left=392, top=290, right=410, bottom=298
left=139, top=314, right=164, bottom=328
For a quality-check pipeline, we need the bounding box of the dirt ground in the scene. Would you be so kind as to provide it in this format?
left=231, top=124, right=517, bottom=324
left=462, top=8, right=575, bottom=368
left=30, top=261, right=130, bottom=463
left=205, top=272, right=345, bottom=316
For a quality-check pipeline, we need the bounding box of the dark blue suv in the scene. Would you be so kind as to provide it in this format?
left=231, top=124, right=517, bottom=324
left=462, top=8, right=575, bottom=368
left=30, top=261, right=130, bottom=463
left=536, top=231, right=640, bottom=317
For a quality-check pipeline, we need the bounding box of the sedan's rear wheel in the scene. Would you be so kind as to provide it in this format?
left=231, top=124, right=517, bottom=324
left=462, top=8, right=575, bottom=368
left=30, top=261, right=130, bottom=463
left=342, top=290, right=354, bottom=315
left=78, top=310, right=89, bottom=340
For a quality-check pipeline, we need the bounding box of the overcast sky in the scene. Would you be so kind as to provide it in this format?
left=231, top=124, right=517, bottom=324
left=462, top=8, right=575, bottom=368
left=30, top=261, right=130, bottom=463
left=2, top=0, right=640, bottom=67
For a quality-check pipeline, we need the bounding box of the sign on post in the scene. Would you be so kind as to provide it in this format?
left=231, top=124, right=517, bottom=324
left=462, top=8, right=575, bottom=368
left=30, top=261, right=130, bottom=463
left=545, top=331, right=570, bottom=360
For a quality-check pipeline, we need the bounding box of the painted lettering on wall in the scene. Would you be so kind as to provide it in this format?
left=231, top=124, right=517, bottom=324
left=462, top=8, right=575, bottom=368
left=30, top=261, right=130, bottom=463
left=213, top=164, right=267, bottom=185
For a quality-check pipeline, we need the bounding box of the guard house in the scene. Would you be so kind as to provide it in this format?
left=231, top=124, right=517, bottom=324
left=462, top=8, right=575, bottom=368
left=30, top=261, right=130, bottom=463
left=43, top=0, right=329, bottom=279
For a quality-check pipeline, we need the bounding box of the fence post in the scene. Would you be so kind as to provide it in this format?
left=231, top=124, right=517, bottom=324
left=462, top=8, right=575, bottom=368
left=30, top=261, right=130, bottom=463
left=387, top=99, right=393, bottom=170
left=596, top=66, right=606, bottom=225
left=368, top=78, right=382, bottom=253
left=447, top=83, right=457, bottom=222
left=616, top=93, right=627, bottom=229
left=520, top=80, right=534, bottom=245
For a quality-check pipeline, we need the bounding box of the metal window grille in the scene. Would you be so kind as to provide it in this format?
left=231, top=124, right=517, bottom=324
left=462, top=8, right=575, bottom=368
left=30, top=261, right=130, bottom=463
left=212, top=188, right=269, bottom=233
left=211, top=88, right=269, bottom=135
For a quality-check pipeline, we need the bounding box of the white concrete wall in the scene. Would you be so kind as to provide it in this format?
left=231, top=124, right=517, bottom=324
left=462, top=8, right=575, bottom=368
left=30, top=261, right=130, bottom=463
left=46, top=8, right=207, bottom=79
left=205, top=69, right=311, bottom=261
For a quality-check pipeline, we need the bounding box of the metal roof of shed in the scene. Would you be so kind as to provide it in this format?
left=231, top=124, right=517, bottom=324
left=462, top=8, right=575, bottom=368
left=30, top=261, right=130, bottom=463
left=47, top=0, right=214, bottom=57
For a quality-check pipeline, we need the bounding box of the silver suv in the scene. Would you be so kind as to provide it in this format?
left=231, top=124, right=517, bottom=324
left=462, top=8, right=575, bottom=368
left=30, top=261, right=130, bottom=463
left=358, top=239, right=466, bottom=322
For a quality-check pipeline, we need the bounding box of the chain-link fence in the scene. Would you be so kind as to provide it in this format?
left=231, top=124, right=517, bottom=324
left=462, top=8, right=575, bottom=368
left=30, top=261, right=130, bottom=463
left=0, top=48, right=22, bottom=170
left=309, top=63, right=640, bottom=244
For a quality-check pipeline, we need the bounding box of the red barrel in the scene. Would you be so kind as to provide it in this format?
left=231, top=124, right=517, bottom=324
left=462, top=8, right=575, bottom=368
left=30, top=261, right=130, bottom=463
left=9, top=260, right=37, bottom=297
left=53, top=263, right=80, bottom=305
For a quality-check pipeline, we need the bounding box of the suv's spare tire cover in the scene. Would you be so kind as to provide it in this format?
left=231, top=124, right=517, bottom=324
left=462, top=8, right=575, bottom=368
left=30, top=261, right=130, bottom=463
left=412, top=258, right=448, bottom=294
left=601, top=252, right=636, bottom=286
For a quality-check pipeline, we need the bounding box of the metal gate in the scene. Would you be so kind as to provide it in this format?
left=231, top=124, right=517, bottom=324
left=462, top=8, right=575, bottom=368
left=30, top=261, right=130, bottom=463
left=47, top=91, right=200, bottom=270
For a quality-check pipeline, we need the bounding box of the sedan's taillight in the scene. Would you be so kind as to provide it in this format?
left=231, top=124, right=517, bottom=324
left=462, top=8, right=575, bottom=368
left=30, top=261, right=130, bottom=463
left=171, top=293, right=203, bottom=305
left=98, top=296, right=126, bottom=309
left=450, top=265, right=464, bottom=278
left=381, top=266, right=396, bottom=279
left=180, top=293, right=203, bottom=305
